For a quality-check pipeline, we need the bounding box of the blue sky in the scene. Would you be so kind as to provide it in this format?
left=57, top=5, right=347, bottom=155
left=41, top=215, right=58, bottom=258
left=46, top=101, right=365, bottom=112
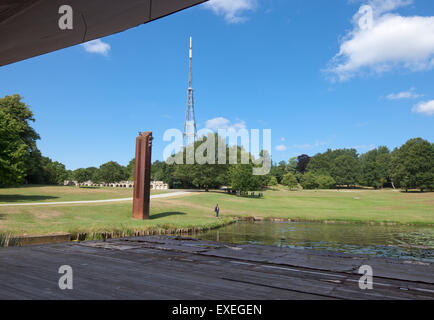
left=1, top=0, right=433, bottom=170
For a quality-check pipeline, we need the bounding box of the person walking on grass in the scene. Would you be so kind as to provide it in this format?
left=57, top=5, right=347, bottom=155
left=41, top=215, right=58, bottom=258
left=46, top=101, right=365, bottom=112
left=215, top=204, right=220, bottom=218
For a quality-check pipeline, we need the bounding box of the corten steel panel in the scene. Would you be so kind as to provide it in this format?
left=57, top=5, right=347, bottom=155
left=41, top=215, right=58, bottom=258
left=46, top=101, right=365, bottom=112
left=132, top=132, right=152, bottom=220
left=0, top=0, right=207, bottom=67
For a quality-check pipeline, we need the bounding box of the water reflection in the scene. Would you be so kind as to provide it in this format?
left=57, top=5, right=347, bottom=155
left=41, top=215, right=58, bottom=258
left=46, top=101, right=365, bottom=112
left=194, top=221, right=434, bottom=262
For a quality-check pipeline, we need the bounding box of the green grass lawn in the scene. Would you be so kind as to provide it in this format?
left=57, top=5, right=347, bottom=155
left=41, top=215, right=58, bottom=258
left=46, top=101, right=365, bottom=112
left=192, top=188, right=434, bottom=224
left=0, top=200, right=229, bottom=237
left=0, top=186, right=433, bottom=239
left=0, top=186, right=229, bottom=238
left=182, top=188, right=433, bottom=225
left=0, top=185, right=169, bottom=203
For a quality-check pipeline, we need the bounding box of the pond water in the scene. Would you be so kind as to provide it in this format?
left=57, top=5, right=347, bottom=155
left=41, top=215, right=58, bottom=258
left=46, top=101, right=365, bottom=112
left=193, top=221, right=434, bottom=262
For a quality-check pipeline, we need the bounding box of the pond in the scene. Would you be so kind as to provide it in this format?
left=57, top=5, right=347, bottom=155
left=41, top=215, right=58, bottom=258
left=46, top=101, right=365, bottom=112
left=193, top=221, right=434, bottom=262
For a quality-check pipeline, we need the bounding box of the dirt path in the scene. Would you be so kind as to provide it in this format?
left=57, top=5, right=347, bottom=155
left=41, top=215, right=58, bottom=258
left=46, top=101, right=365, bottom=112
left=0, top=191, right=195, bottom=207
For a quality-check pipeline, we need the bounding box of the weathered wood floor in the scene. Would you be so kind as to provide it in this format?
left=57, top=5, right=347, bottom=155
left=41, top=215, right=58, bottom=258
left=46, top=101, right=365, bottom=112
left=0, top=236, right=433, bottom=300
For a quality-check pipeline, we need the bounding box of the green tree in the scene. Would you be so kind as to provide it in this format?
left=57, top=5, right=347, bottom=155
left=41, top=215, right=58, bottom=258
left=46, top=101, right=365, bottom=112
left=331, top=154, right=361, bottom=187
left=0, top=94, right=72, bottom=186
left=270, top=161, right=287, bottom=183
left=281, top=172, right=298, bottom=190
left=66, top=170, right=73, bottom=180
left=151, top=160, right=179, bottom=188
left=359, top=147, right=390, bottom=189
left=173, top=163, right=196, bottom=188
left=315, top=174, right=336, bottom=189
left=307, top=148, right=359, bottom=177
left=376, top=146, right=391, bottom=186
left=86, top=167, right=100, bottom=183
left=52, top=163, right=69, bottom=184
left=26, top=151, right=46, bottom=183
left=230, top=164, right=261, bottom=192
left=255, top=149, right=272, bottom=188
left=390, top=138, right=434, bottom=192
left=306, top=151, right=333, bottom=175
left=300, top=172, right=319, bottom=189
left=98, top=161, right=128, bottom=184
left=0, top=108, right=28, bottom=186
left=0, top=94, right=42, bottom=183
left=268, top=175, right=278, bottom=187
left=172, top=134, right=232, bottom=189
left=43, top=160, right=57, bottom=185
left=296, top=154, right=311, bottom=174
left=126, top=159, right=135, bottom=181
left=44, top=160, right=68, bottom=185
left=73, top=168, right=91, bottom=184
left=286, top=157, right=298, bottom=174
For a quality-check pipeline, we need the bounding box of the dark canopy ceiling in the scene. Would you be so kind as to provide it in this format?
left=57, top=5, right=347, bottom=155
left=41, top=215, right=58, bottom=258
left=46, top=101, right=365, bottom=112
left=0, top=0, right=207, bottom=66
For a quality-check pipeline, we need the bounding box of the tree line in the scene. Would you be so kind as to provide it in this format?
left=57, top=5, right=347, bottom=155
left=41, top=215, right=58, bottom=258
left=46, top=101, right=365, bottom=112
left=271, top=138, right=433, bottom=192
left=0, top=94, right=70, bottom=186
left=1, top=94, right=432, bottom=191
left=148, top=135, right=433, bottom=192
left=0, top=95, right=140, bottom=186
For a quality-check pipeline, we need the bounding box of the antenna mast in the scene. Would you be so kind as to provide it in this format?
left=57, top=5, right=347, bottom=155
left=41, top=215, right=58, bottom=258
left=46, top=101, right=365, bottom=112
left=183, top=36, right=197, bottom=147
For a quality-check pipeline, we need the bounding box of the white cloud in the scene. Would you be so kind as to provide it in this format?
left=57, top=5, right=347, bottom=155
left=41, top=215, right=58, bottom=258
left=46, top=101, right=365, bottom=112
left=327, top=1, right=434, bottom=81
left=82, top=39, right=111, bottom=56
left=203, top=0, right=257, bottom=23
left=205, top=117, right=247, bottom=131
left=386, top=87, right=423, bottom=100
left=275, top=144, right=287, bottom=151
left=352, top=144, right=376, bottom=150
left=412, top=100, right=434, bottom=116
left=363, top=0, right=413, bottom=16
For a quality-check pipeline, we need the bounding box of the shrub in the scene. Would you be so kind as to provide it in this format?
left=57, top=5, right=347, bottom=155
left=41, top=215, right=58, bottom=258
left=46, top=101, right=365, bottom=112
left=268, top=176, right=278, bottom=186
left=281, top=172, right=298, bottom=190
left=316, top=174, right=336, bottom=189
left=300, top=172, right=318, bottom=189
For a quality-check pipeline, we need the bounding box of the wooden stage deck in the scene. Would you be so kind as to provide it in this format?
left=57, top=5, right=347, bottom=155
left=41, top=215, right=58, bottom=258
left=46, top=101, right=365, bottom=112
left=0, top=236, right=433, bottom=300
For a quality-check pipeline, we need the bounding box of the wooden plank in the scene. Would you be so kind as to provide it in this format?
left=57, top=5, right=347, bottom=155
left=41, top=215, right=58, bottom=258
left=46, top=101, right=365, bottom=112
left=0, top=236, right=432, bottom=300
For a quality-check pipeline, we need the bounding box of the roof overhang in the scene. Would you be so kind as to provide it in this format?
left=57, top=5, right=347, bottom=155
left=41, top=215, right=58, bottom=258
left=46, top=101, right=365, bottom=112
left=0, top=0, right=207, bottom=67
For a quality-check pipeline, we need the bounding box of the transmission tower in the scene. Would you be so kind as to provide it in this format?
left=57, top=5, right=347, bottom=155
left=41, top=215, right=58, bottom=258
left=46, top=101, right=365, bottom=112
left=183, top=36, right=197, bottom=147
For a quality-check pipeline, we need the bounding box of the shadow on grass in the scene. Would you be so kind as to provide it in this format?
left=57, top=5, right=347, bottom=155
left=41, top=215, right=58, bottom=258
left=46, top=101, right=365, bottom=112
left=400, top=190, right=433, bottom=193
left=150, top=211, right=187, bottom=220
left=0, top=194, right=59, bottom=203
left=3, top=184, right=62, bottom=188
left=206, top=190, right=265, bottom=199
left=222, top=193, right=264, bottom=200
left=336, top=186, right=369, bottom=190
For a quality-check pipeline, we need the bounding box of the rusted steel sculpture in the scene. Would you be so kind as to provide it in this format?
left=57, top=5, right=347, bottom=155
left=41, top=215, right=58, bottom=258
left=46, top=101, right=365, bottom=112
left=132, top=131, right=153, bottom=220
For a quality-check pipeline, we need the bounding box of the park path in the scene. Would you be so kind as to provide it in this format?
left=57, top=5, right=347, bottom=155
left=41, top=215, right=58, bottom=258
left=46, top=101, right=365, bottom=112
left=0, top=191, right=194, bottom=207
